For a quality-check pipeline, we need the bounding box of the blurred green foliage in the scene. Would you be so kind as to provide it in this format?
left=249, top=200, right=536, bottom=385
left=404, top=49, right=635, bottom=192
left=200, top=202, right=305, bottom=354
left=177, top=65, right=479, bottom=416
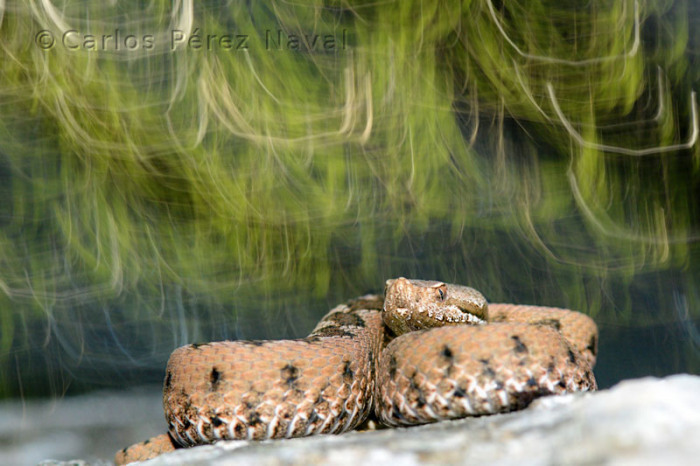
left=0, top=0, right=698, bottom=397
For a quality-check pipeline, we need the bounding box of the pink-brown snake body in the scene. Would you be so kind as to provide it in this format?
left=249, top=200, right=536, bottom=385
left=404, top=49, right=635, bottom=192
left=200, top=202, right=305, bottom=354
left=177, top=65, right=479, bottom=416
left=116, top=278, right=597, bottom=464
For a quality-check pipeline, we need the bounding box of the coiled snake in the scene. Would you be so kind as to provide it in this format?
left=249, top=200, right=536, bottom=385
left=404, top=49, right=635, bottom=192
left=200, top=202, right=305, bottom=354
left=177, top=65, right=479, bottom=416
left=116, top=278, right=597, bottom=464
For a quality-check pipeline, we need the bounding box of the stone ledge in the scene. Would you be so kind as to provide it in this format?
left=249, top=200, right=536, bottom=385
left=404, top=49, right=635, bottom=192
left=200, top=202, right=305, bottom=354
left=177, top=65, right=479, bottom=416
left=36, top=375, right=700, bottom=465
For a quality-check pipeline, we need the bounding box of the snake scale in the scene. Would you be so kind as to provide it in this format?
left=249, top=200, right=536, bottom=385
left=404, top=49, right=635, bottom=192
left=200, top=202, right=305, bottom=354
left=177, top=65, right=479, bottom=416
left=116, top=278, right=598, bottom=464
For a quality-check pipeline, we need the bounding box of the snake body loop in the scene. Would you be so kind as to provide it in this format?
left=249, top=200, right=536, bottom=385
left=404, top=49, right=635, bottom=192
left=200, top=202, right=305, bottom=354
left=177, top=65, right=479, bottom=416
left=116, top=279, right=597, bottom=464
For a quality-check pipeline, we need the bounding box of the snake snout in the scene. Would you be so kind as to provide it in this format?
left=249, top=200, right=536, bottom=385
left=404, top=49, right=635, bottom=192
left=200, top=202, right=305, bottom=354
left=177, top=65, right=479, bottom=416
left=450, top=288, right=488, bottom=323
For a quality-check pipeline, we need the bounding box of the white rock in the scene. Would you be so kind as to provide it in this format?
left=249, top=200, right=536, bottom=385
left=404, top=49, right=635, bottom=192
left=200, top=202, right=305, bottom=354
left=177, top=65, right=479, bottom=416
left=137, top=375, right=700, bottom=466
left=28, top=375, right=700, bottom=466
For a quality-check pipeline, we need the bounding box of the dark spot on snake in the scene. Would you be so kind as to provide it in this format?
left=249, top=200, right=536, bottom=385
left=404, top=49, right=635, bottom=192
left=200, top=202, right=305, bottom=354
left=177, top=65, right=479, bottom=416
left=342, top=360, right=354, bottom=383
left=308, top=410, right=319, bottom=425
left=211, top=416, right=223, bottom=427
left=240, top=340, right=265, bottom=347
left=568, top=349, right=577, bottom=364
left=441, top=345, right=454, bottom=360
left=348, top=296, right=383, bottom=311
left=511, top=335, right=529, bottom=354
left=389, top=355, right=398, bottom=380
left=121, top=447, right=127, bottom=453
left=327, top=311, right=366, bottom=328
left=495, top=380, right=505, bottom=390
left=409, top=372, right=427, bottom=408
left=409, top=371, right=419, bottom=386
left=165, top=371, right=172, bottom=388
left=190, top=342, right=208, bottom=349
left=534, top=319, right=562, bottom=331
left=479, top=358, right=496, bottom=378
left=587, top=335, right=597, bottom=356
left=144, top=438, right=150, bottom=445
left=558, top=380, right=567, bottom=389
left=453, top=386, right=467, bottom=398
left=482, top=365, right=496, bottom=378
left=183, top=400, right=193, bottom=414
left=392, top=404, right=406, bottom=421
left=547, top=359, right=556, bottom=374
left=210, top=367, right=222, bottom=390
left=314, top=327, right=356, bottom=338
left=249, top=412, right=262, bottom=426
left=182, top=417, right=191, bottom=429
left=281, top=364, right=299, bottom=387
left=441, top=345, right=456, bottom=376
left=527, top=376, right=537, bottom=387
left=234, top=422, right=246, bottom=437
left=202, top=422, right=213, bottom=439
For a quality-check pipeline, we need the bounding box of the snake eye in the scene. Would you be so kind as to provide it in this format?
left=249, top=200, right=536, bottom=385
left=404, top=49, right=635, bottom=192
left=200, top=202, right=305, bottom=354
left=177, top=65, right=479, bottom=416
left=437, top=288, right=445, bottom=300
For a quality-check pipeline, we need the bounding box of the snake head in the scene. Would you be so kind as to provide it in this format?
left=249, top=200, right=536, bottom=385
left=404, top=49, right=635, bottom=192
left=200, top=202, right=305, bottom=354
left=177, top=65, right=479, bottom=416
left=383, top=277, right=488, bottom=336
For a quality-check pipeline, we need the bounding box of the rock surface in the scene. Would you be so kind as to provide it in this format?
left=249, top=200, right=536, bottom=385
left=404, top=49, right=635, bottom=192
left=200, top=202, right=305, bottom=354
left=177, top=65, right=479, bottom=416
left=2, top=386, right=163, bottom=466
left=23, top=374, right=700, bottom=465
